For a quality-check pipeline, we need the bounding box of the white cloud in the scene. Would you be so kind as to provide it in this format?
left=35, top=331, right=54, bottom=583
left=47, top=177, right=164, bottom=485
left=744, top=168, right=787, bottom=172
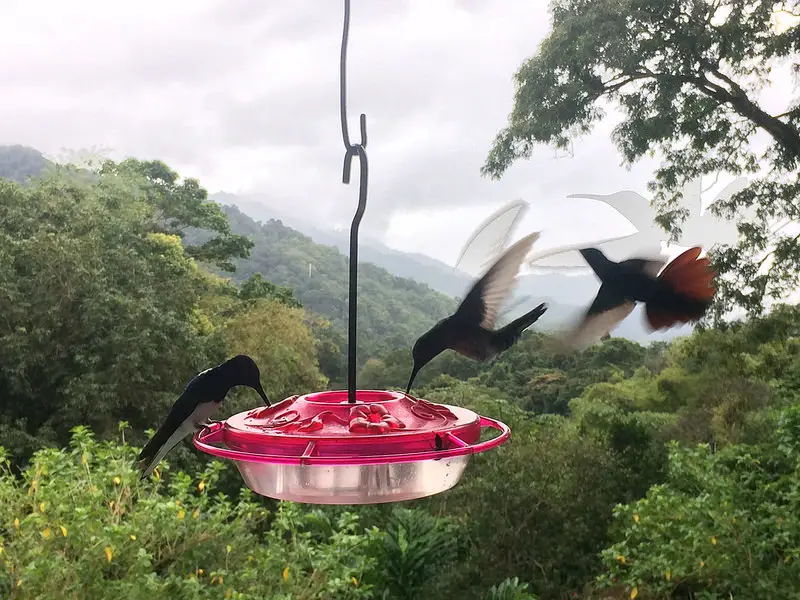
left=1, top=0, right=794, bottom=266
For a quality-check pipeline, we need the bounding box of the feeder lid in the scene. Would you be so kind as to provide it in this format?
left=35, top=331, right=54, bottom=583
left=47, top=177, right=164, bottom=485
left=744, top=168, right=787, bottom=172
left=196, top=389, right=508, bottom=466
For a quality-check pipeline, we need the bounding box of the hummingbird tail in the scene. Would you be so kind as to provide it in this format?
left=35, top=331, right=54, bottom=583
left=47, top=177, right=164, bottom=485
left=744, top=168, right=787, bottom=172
left=496, top=303, right=548, bottom=349
left=646, top=246, right=716, bottom=330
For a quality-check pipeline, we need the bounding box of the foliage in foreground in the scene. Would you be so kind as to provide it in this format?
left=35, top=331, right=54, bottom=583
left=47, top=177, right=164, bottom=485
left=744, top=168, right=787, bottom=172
left=0, top=426, right=380, bottom=600
left=599, top=405, right=800, bottom=599
left=0, top=425, right=530, bottom=600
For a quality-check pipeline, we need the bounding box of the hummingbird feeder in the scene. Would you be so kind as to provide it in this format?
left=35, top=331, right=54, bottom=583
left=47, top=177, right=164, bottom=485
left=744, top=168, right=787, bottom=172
left=192, top=0, right=511, bottom=504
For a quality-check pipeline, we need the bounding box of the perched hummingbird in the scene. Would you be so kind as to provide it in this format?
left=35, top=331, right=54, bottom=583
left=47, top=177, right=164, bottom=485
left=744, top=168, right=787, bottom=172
left=406, top=232, right=547, bottom=394
left=558, top=246, right=716, bottom=350
left=138, top=354, right=270, bottom=479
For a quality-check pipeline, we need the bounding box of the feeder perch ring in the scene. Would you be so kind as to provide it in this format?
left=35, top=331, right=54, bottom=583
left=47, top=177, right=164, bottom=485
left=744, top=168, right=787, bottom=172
left=193, top=389, right=510, bottom=505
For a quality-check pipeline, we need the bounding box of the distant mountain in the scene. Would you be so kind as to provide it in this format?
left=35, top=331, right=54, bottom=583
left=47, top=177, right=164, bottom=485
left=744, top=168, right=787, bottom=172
left=0, top=145, right=52, bottom=183
left=0, top=145, right=688, bottom=351
left=210, top=205, right=459, bottom=363
left=214, top=194, right=690, bottom=344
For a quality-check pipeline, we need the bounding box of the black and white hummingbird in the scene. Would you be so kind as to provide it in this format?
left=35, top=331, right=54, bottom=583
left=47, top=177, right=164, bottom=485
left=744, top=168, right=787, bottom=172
left=405, top=232, right=547, bottom=394
left=557, top=246, right=716, bottom=350
left=138, top=354, right=270, bottom=479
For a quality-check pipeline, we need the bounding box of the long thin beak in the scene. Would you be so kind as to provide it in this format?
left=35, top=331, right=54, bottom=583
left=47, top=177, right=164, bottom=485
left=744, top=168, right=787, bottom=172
left=255, top=382, right=271, bottom=406
left=405, top=364, right=420, bottom=395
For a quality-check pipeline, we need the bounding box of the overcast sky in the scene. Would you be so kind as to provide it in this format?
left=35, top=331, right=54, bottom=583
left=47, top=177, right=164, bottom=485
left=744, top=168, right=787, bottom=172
left=2, top=0, right=797, bottom=267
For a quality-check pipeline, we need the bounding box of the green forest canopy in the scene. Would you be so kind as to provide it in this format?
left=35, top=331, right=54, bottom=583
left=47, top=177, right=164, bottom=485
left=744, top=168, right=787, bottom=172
left=4, top=2, right=800, bottom=597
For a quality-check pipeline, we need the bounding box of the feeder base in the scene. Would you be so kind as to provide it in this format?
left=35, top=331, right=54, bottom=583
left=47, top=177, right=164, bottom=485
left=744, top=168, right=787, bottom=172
left=234, top=456, right=471, bottom=504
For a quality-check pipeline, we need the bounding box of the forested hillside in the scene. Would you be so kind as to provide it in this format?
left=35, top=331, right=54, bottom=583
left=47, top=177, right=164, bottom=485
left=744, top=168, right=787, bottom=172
left=210, top=205, right=457, bottom=365
left=3, top=1, right=800, bottom=597
left=214, top=193, right=689, bottom=344
left=1, top=149, right=799, bottom=600
left=0, top=145, right=52, bottom=184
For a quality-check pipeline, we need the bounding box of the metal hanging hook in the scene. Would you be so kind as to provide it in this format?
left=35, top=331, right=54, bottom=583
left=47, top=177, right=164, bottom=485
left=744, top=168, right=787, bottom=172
left=340, top=0, right=368, bottom=404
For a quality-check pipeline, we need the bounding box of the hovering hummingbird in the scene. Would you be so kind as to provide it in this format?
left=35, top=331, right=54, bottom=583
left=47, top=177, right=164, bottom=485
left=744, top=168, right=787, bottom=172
left=138, top=354, right=270, bottom=479
left=557, top=246, right=716, bottom=350
left=406, top=232, right=547, bottom=394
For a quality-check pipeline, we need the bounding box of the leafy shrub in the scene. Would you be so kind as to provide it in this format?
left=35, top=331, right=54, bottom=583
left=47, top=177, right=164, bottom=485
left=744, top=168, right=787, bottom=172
left=0, top=425, right=380, bottom=599
left=598, top=406, right=800, bottom=599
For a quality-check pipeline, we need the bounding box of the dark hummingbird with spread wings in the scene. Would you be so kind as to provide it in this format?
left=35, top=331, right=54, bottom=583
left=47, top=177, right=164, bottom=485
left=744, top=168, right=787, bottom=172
left=558, top=246, right=716, bottom=350
left=138, top=354, right=270, bottom=479
left=406, top=232, right=547, bottom=394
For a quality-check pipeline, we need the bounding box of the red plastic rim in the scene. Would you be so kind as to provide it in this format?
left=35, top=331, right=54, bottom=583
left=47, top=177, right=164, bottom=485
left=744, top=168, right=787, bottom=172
left=192, top=389, right=511, bottom=466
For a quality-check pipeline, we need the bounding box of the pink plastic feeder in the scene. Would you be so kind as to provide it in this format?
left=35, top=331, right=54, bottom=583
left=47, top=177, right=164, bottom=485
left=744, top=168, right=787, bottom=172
left=193, top=390, right=510, bottom=504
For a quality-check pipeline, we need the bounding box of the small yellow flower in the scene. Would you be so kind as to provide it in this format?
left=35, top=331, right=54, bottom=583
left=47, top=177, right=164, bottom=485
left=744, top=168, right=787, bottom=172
left=351, top=576, right=359, bottom=586
left=633, top=513, right=639, bottom=523
left=38, top=502, right=46, bottom=513
left=192, top=509, right=200, bottom=519
left=113, top=477, right=121, bottom=486
left=665, top=570, right=671, bottom=581
left=60, top=525, right=67, bottom=537
left=224, top=589, right=233, bottom=599
left=247, top=555, right=254, bottom=562
left=630, top=587, right=638, bottom=599
left=710, top=536, right=717, bottom=545
left=615, top=554, right=626, bottom=564
left=153, top=468, right=161, bottom=481
left=211, top=576, right=218, bottom=585
left=0, top=545, right=4, bottom=555
left=109, top=501, right=115, bottom=510
left=175, top=500, right=181, bottom=507
left=226, top=544, right=232, bottom=554
left=198, top=481, right=205, bottom=491
left=42, top=528, right=51, bottom=539
left=105, top=546, right=113, bottom=562
left=14, top=518, right=20, bottom=529
left=198, top=569, right=204, bottom=576
left=81, top=453, right=87, bottom=465
left=16, top=579, right=21, bottom=588
left=282, top=566, right=289, bottom=582
left=699, top=560, right=705, bottom=568
left=177, top=509, right=185, bottom=520
left=130, top=534, right=136, bottom=541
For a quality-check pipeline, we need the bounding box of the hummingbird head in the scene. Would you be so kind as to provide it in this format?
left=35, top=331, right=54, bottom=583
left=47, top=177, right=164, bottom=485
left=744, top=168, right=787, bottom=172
left=224, top=355, right=271, bottom=405
left=406, top=330, right=444, bottom=395
left=579, top=247, right=614, bottom=279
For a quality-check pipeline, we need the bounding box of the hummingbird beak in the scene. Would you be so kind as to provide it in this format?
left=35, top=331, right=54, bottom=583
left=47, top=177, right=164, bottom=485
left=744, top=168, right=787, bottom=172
left=255, top=382, right=271, bottom=406
left=405, top=363, right=421, bottom=395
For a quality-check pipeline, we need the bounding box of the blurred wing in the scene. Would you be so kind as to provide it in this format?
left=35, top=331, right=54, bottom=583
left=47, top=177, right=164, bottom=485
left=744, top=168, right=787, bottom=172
left=557, top=285, right=635, bottom=350
left=619, top=258, right=667, bottom=278
left=456, top=232, right=539, bottom=330
left=526, top=232, right=639, bottom=268
left=496, top=294, right=533, bottom=324
left=454, top=199, right=529, bottom=275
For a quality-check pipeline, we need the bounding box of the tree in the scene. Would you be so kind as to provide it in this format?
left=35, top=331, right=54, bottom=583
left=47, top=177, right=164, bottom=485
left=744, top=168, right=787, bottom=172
left=483, top=0, right=800, bottom=316
left=238, top=273, right=302, bottom=308
left=221, top=300, right=328, bottom=403
left=598, top=405, right=800, bottom=599
left=0, top=170, right=226, bottom=463
left=100, top=159, right=253, bottom=272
